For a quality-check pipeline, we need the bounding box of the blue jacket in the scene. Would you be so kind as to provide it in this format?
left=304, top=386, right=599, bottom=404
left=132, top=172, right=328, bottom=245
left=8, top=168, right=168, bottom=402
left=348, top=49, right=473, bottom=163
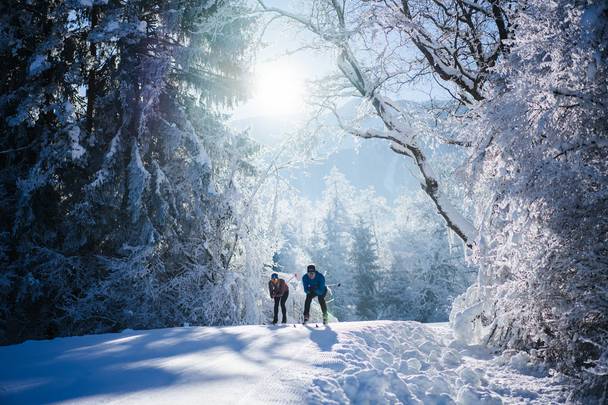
left=302, top=272, right=327, bottom=296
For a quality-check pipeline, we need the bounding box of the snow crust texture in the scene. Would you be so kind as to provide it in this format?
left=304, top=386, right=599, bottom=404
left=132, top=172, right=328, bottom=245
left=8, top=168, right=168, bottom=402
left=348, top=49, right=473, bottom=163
left=308, top=322, right=570, bottom=404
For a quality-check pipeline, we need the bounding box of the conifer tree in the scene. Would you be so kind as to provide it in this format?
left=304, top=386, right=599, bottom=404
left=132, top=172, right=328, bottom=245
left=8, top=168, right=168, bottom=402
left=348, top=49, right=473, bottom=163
left=317, top=168, right=354, bottom=320
left=350, top=217, right=381, bottom=320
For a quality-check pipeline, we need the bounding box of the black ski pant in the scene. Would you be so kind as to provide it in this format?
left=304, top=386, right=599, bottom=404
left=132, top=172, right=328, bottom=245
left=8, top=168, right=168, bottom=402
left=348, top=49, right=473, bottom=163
left=303, top=291, right=327, bottom=320
left=273, top=291, right=289, bottom=323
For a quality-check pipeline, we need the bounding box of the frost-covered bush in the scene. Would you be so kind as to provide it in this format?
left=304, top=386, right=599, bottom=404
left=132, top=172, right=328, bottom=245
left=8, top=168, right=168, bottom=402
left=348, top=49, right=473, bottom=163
left=451, top=0, right=608, bottom=398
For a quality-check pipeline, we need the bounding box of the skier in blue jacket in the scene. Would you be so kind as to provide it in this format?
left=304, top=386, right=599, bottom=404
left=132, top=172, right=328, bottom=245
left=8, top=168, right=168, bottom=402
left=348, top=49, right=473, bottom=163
left=302, top=264, right=328, bottom=324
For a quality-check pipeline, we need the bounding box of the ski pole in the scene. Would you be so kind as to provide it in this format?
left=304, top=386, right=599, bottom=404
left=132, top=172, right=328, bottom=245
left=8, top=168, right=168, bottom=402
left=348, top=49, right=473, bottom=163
left=325, top=283, right=341, bottom=303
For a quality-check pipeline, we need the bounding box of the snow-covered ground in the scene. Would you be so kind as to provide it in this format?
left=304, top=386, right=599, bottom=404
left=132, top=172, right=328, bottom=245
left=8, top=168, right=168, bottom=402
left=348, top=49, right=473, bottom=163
left=0, top=321, right=571, bottom=404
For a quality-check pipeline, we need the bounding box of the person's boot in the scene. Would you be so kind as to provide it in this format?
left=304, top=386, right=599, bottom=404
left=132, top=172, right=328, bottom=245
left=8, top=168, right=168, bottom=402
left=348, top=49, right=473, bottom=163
left=302, top=317, right=308, bottom=325
left=281, top=316, right=287, bottom=324
left=322, top=314, right=328, bottom=325
left=272, top=318, right=278, bottom=325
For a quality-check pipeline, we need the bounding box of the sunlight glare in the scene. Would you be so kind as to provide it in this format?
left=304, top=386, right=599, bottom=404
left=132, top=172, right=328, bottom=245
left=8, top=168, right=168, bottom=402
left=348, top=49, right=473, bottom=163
left=253, top=61, right=306, bottom=116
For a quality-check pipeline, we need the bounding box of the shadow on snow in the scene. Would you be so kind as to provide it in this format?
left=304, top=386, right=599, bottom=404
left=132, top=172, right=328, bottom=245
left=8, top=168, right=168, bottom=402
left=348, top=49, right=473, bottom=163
left=0, top=325, right=297, bottom=404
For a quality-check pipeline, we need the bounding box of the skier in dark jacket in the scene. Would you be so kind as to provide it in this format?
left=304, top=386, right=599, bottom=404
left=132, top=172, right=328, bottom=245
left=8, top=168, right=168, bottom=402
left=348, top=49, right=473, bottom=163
left=302, top=264, right=328, bottom=324
left=269, top=273, right=289, bottom=324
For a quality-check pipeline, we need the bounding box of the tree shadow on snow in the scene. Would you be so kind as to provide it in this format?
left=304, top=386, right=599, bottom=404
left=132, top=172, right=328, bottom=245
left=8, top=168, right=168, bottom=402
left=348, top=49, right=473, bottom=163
left=0, top=326, right=283, bottom=404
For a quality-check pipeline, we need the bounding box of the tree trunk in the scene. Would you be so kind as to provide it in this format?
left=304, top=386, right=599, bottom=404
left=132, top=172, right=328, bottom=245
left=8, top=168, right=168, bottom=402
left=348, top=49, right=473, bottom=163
left=86, top=6, right=99, bottom=135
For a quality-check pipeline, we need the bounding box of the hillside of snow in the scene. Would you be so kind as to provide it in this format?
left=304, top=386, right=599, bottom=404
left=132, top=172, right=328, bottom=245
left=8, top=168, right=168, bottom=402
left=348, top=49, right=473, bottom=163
left=0, top=321, right=570, bottom=404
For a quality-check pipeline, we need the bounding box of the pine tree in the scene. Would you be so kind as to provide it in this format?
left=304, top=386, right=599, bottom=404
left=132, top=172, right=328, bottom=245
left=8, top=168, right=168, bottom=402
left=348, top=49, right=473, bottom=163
left=317, top=168, right=354, bottom=320
left=350, top=217, right=381, bottom=320
left=273, top=223, right=302, bottom=273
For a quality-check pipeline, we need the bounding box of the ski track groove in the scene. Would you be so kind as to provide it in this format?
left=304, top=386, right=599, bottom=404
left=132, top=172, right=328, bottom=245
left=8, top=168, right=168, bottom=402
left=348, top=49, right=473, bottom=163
left=237, top=325, right=319, bottom=405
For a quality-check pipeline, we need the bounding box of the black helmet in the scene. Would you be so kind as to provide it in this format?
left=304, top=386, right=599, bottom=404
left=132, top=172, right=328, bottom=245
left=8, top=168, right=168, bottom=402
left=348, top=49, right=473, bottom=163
left=306, top=264, right=316, bottom=273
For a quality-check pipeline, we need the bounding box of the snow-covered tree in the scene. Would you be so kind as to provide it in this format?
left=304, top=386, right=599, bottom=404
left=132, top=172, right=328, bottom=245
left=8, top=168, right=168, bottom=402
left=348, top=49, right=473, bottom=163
left=449, top=0, right=608, bottom=398
left=0, top=0, right=263, bottom=344
left=310, top=168, right=355, bottom=319
left=350, top=217, right=381, bottom=320
left=272, top=222, right=303, bottom=273
left=270, top=161, right=473, bottom=323
left=254, top=0, right=510, bottom=246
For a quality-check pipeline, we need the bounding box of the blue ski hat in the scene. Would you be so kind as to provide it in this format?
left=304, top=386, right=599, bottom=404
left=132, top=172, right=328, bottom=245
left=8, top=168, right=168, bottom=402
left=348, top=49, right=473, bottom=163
left=271, top=273, right=279, bottom=279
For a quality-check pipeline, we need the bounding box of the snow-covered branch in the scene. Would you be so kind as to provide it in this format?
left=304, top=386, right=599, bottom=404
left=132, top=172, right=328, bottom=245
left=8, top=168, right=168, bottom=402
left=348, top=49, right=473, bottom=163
left=259, top=0, right=478, bottom=247
left=371, top=0, right=513, bottom=104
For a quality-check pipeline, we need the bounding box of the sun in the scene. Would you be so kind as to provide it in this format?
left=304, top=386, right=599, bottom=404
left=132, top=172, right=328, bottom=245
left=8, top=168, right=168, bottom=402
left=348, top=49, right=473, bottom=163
left=253, top=60, right=306, bottom=116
